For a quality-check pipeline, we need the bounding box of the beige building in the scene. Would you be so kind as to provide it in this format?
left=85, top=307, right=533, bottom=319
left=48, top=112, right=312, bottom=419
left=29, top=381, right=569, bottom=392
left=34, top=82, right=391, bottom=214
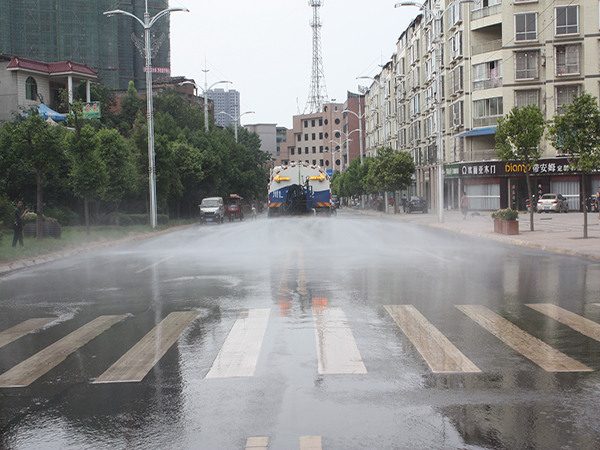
left=364, top=0, right=600, bottom=212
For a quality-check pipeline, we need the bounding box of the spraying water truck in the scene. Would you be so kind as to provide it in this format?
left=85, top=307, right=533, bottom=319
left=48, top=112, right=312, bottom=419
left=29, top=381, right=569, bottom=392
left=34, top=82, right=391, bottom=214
left=268, top=164, right=332, bottom=217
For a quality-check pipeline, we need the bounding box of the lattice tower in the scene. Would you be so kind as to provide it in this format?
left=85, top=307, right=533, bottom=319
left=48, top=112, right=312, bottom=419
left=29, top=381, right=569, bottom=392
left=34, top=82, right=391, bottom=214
left=304, top=0, right=328, bottom=114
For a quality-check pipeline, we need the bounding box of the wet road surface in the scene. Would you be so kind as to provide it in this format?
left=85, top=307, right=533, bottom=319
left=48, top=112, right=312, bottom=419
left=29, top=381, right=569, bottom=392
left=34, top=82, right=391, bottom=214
left=2, top=209, right=600, bottom=449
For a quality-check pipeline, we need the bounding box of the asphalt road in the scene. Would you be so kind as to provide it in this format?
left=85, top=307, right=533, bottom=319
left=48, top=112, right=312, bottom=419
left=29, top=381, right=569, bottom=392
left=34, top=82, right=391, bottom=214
left=1, top=210, right=600, bottom=449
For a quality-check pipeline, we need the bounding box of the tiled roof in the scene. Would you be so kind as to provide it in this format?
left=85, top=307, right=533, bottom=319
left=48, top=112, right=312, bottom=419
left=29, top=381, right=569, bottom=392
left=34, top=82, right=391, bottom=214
left=7, top=56, right=97, bottom=78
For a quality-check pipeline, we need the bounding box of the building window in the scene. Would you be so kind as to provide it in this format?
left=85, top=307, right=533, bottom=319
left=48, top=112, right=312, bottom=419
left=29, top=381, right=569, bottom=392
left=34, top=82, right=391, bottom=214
left=297, top=134, right=301, bottom=141
left=313, top=160, right=317, bottom=165
left=555, top=85, right=580, bottom=115
left=515, top=51, right=539, bottom=80
left=305, top=147, right=309, bottom=154
left=312, top=119, right=315, bottom=127
left=319, top=119, right=323, bottom=126
left=515, top=90, right=540, bottom=108
left=312, top=133, right=316, bottom=140
left=319, top=132, right=323, bottom=139
left=304, top=134, right=308, bottom=141
left=555, top=6, right=578, bottom=36
left=450, top=101, right=464, bottom=129
left=320, top=159, right=324, bottom=166
left=556, top=45, right=580, bottom=76
left=473, top=60, right=502, bottom=90
left=291, top=148, right=295, bottom=155
left=312, top=146, right=316, bottom=153
left=515, top=13, right=537, bottom=41
left=25, top=77, right=37, bottom=101
left=304, top=120, right=308, bottom=127
left=319, top=146, right=323, bottom=153
left=473, top=97, right=503, bottom=127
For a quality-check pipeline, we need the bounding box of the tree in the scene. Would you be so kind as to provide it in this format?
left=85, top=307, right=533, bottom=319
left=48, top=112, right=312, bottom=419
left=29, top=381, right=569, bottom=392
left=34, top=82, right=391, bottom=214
left=95, top=129, right=135, bottom=226
left=495, top=105, right=545, bottom=231
left=366, top=147, right=415, bottom=193
left=547, top=93, right=600, bottom=238
left=2, top=107, right=65, bottom=240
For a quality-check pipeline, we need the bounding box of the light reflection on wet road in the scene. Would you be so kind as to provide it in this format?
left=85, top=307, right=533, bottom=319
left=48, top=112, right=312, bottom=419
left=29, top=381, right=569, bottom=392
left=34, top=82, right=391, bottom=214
left=2, top=209, right=600, bottom=449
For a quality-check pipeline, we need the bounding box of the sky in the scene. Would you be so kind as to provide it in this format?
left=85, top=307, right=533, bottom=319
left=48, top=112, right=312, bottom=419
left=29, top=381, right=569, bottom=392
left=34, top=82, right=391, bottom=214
left=169, top=0, right=416, bottom=129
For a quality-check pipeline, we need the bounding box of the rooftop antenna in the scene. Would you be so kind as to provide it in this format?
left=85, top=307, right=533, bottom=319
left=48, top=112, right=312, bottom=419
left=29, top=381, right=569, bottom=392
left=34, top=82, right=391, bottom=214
left=304, top=0, right=328, bottom=114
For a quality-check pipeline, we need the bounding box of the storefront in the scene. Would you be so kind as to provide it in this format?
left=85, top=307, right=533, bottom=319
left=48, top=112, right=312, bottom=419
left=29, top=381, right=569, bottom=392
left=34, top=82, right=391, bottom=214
left=450, top=158, right=597, bottom=212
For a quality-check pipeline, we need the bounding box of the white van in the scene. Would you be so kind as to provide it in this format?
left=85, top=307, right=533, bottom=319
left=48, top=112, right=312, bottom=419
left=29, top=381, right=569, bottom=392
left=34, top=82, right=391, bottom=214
left=199, top=197, right=224, bottom=224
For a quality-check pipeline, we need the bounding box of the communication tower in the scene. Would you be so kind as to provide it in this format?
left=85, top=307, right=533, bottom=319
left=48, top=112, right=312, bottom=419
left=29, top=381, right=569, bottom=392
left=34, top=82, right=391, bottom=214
left=305, top=0, right=328, bottom=114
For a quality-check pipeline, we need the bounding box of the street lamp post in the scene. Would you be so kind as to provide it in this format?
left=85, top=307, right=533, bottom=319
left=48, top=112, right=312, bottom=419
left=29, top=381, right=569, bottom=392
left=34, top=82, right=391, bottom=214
left=341, top=107, right=365, bottom=164
left=181, top=79, right=232, bottom=132
left=334, top=128, right=360, bottom=172
left=395, top=0, right=473, bottom=223
left=218, top=110, right=255, bottom=143
left=104, top=1, right=189, bottom=229
left=328, top=139, right=349, bottom=172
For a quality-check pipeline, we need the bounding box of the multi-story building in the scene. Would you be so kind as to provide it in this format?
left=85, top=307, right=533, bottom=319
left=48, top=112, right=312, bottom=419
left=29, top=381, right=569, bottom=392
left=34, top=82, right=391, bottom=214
left=0, top=0, right=173, bottom=91
left=207, top=88, right=241, bottom=128
left=365, top=0, right=600, bottom=212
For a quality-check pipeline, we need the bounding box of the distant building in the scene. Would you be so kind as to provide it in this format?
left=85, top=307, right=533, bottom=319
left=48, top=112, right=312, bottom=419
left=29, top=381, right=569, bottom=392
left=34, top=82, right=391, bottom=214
left=0, top=0, right=172, bottom=91
left=207, top=88, right=240, bottom=128
left=0, top=55, right=97, bottom=123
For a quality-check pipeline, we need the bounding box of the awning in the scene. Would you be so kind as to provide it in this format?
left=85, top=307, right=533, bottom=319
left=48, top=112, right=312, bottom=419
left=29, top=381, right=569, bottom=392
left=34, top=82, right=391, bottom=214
left=38, top=104, right=67, bottom=122
left=456, top=126, right=497, bottom=137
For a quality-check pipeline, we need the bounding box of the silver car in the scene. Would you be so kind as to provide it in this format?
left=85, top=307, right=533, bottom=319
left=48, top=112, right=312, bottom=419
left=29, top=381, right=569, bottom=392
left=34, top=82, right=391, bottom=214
left=536, top=193, right=569, bottom=213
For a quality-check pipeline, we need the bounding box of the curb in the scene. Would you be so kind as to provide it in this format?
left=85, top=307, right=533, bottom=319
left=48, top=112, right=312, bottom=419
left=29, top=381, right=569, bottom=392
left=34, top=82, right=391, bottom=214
left=0, top=224, right=195, bottom=277
left=353, top=209, right=600, bottom=262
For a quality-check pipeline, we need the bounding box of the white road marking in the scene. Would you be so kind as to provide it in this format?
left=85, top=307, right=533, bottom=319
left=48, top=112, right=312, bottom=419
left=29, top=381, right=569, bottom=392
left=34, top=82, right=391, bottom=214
left=0, top=318, right=58, bottom=349
left=300, top=436, right=322, bottom=450
left=93, top=311, right=201, bottom=384
left=245, top=436, right=269, bottom=449
left=313, top=306, right=367, bottom=375
left=0, top=315, right=128, bottom=388
left=205, top=308, right=271, bottom=379
left=135, top=256, right=173, bottom=273
left=456, top=305, right=593, bottom=372
left=527, top=303, right=600, bottom=342
left=385, top=305, right=481, bottom=373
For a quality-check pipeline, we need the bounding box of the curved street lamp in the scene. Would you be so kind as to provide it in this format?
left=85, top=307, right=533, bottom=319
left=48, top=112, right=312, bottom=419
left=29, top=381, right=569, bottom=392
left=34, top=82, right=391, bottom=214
left=104, top=2, right=189, bottom=229
left=218, top=110, right=255, bottom=143
left=341, top=108, right=365, bottom=164
left=180, top=79, right=232, bottom=132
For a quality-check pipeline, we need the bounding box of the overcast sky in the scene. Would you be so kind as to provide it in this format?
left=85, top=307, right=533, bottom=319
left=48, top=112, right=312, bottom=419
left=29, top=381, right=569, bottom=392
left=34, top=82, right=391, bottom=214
left=169, top=0, right=416, bottom=129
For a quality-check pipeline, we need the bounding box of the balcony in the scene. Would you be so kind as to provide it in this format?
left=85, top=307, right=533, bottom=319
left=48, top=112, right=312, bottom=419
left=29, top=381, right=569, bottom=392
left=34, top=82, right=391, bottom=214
left=473, top=116, right=502, bottom=128
left=473, top=77, right=503, bottom=91
left=472, top=3, right=502, bottom=21
left=472, top=39, right=502, bottom=56
left=460, top=148, right=498, bottom=162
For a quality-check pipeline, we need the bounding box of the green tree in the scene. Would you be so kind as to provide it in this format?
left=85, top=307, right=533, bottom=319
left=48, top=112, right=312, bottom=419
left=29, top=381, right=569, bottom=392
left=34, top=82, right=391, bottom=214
left=366, top=147, right=415, bottom=193
left=119, top=81, right=145, bottom=136
left=95, top=128, right=135, bottom=226
left=547, top=93, right=600, bottom=238
left=2, top=107, right=65, bottom=240
left=495, top=105, right=545, bottom=231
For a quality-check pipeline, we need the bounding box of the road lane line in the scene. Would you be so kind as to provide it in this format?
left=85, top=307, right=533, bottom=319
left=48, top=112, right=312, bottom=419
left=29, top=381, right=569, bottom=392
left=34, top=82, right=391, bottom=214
left=278, top=252, right=292, bottom=296
left=135, top=256, right=173, bottom=273
left=245, top=437, right=269, bottom=449
left=298, top=250, right=308, bottom=295
left=313, top=306, right=367, bottom=375
left=205, top=308, right=271, bottom=379
left=300, top=436, right=322, bottom=450
left=456, top=305, right=593, bottom=372
left=385, top=305, right=481, bottom=373
left=0, top=318, right=58, bottom=349
left=416, top=249, right=451, bottom=263
left=0, top=315, right=128, bottom=388
left=527, top=303, right=600, bottom=342
left=93, top=311, right=201, bottom=384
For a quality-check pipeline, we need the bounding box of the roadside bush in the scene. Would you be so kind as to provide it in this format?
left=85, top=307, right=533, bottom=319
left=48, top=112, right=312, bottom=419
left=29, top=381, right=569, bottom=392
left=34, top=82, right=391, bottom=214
left=103, top=212, right=134, bottom=227
left=0, top=197, right=13, bottom=228
left=492, top=209, right=519, bottom=220
left=157, top=214, right=169, bottom=225
left=129, top=214, right=149, bottom=225
left=44, top=206, right=80, bottom=226
left=23, top=212, right=46, bottom=223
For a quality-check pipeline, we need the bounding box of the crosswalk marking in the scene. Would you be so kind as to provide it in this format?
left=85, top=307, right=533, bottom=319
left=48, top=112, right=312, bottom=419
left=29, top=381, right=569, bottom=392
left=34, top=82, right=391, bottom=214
left=135, top=256, right=173, bottom=273
left=245, top=436, right=269, bottom=449
left=385, top=305, right=481, bottom=373
left=93, top=311, right=201, bottom=384
left=0, top=318, right=57, bottom=349
left=205, top=309, right=271, bottom=379
left=0, top=315, right=128, bottom=388
left=456, top=305, right=593, bottom=372
left=313, top=306, right=367, bottom=375
left=300, top=436, right=322, bottom=450
left=527, top=304, right=600, bottom=342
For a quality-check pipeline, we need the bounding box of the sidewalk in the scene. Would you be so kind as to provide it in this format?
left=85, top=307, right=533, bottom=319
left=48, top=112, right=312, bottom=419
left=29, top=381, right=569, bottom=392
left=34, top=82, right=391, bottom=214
left=355, top=208, right=600, bottom=261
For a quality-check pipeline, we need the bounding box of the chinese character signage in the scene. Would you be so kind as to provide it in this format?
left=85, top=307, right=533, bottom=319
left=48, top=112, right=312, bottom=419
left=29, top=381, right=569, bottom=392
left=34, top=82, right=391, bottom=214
left=455, top=159, right=574, bottom=178
left=82, top=102, right=101, bottom=119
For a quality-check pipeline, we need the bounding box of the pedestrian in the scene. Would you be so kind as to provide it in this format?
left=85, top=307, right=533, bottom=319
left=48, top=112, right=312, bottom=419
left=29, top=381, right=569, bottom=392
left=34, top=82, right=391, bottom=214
left=595, top=187, right=600, bottom=219
left=460, top=191, right=470, bottom=220
left=12, top=200, right=29, bottom=248
left=401, top=194, right=407, bottom=213
left=251, top=199, right=257, bottom=220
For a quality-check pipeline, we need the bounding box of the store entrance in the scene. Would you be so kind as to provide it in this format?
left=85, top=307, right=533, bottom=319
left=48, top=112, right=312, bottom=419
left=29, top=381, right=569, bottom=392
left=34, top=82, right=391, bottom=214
left=510, top=177, right=542, bottom=211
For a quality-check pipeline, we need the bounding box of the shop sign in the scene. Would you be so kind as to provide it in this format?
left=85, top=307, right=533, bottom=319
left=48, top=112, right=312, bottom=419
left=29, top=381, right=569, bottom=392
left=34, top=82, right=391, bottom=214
left=459, top=158, right=574, bottom=177
left=445, top=164, right=460, bottom=178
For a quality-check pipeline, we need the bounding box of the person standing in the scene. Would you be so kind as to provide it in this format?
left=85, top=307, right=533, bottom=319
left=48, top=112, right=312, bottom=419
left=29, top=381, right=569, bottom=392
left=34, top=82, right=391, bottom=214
left=251, top=199, right=257, bottom=220
left=460, top=192, right=470, bottom=220
left=401, top=194, right=407, bottom=213
left=12, top=200, right=29, bottom=247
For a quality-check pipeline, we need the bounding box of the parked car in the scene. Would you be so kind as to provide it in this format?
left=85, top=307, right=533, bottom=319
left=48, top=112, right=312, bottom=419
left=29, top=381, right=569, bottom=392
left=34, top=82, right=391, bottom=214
left=536, top=193, right=568, bottom=213
left=199, top=197, right=224, bottom=224
left=406, top=196, right=428, bottom=214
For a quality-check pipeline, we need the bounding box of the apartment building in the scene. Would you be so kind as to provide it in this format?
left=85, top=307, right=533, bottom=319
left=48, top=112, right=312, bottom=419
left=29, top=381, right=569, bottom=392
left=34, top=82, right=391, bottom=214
left=275, top=95, right=365, bottom=174
left=365, top=0, right=600, bottom=212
